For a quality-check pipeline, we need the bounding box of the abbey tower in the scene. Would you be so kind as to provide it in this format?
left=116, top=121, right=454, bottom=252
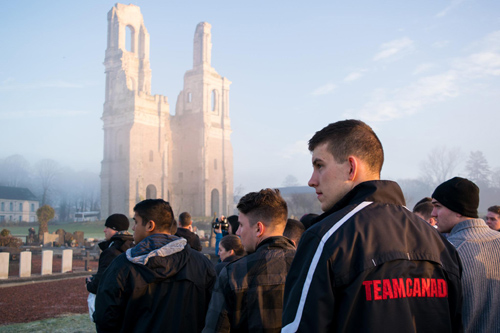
left=100, top=4, right=233, bottom=218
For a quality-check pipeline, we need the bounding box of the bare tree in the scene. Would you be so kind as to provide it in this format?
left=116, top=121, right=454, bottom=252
left=234, top=184, right=245, bottom=202
left=492, top=167, right=500, bottom=189
left=282, top=175, right=299, bottom=187
left=419, top=146, right=463, bottom=187
left=465, top=151, right=490, bottom=187
left=397, top=178, right=433, bottom=209
left=35, top=159, right=61, bottom=206
left=0, top=154, right=32, bottom=187
left=286, top=193, right=322, bottom=218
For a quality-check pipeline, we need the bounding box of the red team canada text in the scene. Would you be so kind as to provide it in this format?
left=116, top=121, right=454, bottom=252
left=362, top=278, right=448, bottom=301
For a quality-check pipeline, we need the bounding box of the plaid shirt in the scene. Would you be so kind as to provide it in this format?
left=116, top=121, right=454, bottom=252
left=203, top=236, right=296, bottom=333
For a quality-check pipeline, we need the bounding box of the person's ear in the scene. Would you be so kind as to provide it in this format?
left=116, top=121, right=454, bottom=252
left=347, top=156, right=358, bottom=181
left=147, top=220, right=156, bottom=232
left=256, top=221, right=265, bottom=238
left=228, top=249, right=235, bottom=256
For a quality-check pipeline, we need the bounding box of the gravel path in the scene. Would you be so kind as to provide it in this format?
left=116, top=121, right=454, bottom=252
left=0, top=277, right=90, bottom=326
left=0, top=254, right=98, bottom=326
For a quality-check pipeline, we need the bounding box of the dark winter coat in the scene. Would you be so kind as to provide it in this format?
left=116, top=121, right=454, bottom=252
left=282, top=180, right=463, bottom=332
left=94, top=234, right=216, bottom=333
left=175, top=227, right=202, bottom=251
left=214, top=254, right=243, bottom=276
left=86, top=232, right=134, bottom=294
left=203, top=236, right=296, bottom=333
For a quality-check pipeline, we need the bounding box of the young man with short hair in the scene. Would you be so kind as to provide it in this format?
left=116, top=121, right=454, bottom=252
left=94, top=199, right=216, bottom=332
left=203, top=189, right=296, bottom=332
left=432, top=177, right=500, bottom=332
left=175, top=211, right=202, bottom=251
left=485, top=205, right=500, bottom=231
left=282, top=120, right=463, bottom=332
left=413, top=197, right=437, bottom=227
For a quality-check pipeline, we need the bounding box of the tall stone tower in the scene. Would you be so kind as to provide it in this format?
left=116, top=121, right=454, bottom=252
left=101, top=4, right=171, bottom=218
left=171, top=23, right=233, bottom=217
left=100, top=4, right=233, bottom=218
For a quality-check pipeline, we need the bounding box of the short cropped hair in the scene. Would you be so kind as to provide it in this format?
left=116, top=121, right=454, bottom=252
left=220, top=235, right=245, bottom=256
left=283, top=219, right=305, bottom=246
left=488, top=205, right=500, bottom=215
left=237, top=189, right=288, bottom=227
left=413, top=197, right=433, bottom=221
left=179, top=212, right=192, bottom=227
left=308, top=119, right=384, bottom=176
left=133, top=199, right=174, bottom=232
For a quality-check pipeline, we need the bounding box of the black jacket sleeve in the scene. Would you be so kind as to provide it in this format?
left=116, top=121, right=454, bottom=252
left=191, top=234, right=202, bottom=251
left=94, top=254, right=130, bottom=332
left=86, top=246, right=120, bottom=294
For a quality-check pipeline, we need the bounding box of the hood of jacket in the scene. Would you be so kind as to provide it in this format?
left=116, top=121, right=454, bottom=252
left=98, top=231, right=134, bottom=251
left=125, top=233, right=189, bottom=281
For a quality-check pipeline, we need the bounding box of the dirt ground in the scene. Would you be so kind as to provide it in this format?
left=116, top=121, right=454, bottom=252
left=0, top=255, right=98, bottom=326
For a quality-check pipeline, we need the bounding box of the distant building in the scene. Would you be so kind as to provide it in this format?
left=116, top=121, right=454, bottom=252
left=0, top=186, right=39, bottom=222
left=100, top=4, right=233, bottom=218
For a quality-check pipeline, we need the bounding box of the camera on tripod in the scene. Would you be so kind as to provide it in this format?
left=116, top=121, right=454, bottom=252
left=212, top=215, right=229, bottom=231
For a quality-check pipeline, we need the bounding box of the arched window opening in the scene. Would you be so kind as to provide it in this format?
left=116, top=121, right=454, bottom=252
left=211, top=189, right=220, bottom=216
left=119, top=145, right=123, bottom=158
left=211, top=89, right=217, bottom=112
left=214, top=159, right=217, bottom=170
left=187, top=92, right=192, bottom=103
left=125, top=25, right=135, bottom=52
left=146, top=185, right=157, bottom=199
left=149, top=150, right=154, bottom=162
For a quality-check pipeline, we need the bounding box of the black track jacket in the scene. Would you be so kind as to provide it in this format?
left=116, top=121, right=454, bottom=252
left=282, top=180, right=463, bottom=332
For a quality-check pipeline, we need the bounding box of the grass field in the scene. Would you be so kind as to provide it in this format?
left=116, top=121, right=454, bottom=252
left=1, top=217, right=214, bottom=241
left=0, top=314, right=94, bottom=333
left=1, top=221, right=108, bottom=241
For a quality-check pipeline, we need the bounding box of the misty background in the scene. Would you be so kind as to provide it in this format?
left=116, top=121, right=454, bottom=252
left=1, top=1, right=500, bottom=217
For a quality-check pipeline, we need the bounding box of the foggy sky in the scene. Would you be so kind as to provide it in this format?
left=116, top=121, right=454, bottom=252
left=1, top=0, right=499, bottom=194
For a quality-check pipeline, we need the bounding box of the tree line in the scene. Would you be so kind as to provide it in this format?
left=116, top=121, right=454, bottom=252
left=282, top=147, right=500, bottom=216
left=0, top=155, right=100, bottom=222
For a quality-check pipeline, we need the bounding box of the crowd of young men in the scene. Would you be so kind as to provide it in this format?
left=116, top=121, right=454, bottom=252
left=91, top=119, right=499, bottom=332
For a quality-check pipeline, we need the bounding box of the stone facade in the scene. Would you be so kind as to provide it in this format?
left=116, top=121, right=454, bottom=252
left=100, top=4, right=233, bottom=218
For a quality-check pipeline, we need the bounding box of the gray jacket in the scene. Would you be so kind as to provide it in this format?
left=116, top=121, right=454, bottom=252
left=448, top=219, right=500, bottom=333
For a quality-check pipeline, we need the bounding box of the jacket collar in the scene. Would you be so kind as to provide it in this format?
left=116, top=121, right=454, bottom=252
left=449, top=218, right=489, bottom=235
left=317, top=180, right=406, bottom=222
left=255, top=235, right=295, bottom=252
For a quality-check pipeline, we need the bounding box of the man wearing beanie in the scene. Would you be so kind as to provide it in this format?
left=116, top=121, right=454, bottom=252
left=432, top=177, right=500, bottom=332
left=86, top=213, right=134, bottom=294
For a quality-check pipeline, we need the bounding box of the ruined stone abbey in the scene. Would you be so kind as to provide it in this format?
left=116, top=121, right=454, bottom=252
left=100, top=4, right=233, bottom=218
